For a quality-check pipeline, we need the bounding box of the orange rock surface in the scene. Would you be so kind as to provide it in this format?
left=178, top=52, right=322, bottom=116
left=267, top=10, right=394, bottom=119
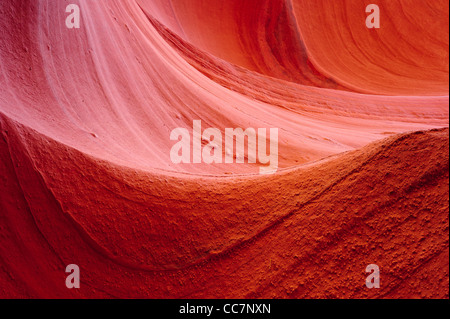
left=0, top=0, right=448, bottom=298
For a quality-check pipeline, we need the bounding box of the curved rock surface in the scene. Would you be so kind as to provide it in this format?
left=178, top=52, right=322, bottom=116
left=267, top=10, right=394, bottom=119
left=0, top=0, right=448, bottom=298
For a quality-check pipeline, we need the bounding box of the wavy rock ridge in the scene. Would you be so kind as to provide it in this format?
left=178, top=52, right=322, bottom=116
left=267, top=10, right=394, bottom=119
left=0, top=0, right=448, bottom=298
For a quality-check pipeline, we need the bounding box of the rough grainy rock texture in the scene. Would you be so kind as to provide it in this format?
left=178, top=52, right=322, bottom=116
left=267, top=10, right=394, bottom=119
left=0, top=0, right=448, bottom=298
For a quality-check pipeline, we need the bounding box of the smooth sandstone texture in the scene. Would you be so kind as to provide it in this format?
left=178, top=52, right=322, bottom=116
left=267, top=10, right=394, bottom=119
left=0, top=0, right=448, bottom=298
